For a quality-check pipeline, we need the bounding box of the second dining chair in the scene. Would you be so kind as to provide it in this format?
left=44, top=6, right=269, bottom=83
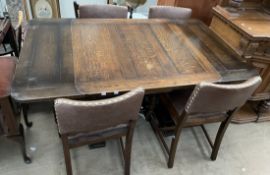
left=74, top=1, right=128, bottom=18
left=151, top=76, right=261, bottom=168
left=54, top=87, right=144, bottom=175
left=148, top=6, right=192, bottom=19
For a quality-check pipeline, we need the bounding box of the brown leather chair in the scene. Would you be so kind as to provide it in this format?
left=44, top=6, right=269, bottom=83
left=73, top=1, right=128, bottom=18
left=150, top=76, right=261, bottom=168
left=148, top=6, right=192, bottom=19
left=54, top=87, right=145, bottom=175
left=0, top=56, right=31, bottom=163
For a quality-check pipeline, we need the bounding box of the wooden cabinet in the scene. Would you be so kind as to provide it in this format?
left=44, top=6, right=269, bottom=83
left=158, top=0, right=221, bottom=25
left=210, top=3, right=270, bottom=122
left=210, top=5, right=270, bottom=100
left=249, top=56, right=270, bottom=100
left=158, top=0, right=176, bottom=6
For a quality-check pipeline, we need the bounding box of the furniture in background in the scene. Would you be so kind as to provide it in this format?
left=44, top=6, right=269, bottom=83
left=0, top=11, right=23, bottom=57
left=125, top=0, right=147, bottom=18
left=54, top=88, right=144, bottom=175
left=0, top=57, right=31, bottom=164
left=0, top=18, right=11, bottom=44
left=0, top=17, right=19, bottom=57
left=73, top=2, right=128, bottom=18
left=107, top=0, right=147, bottom=18
left=158, top=0, right=222, bottom=25
left=4, top=0, right=22, bottom=22
left=31, top=0, right=59, bottom=18
left=263, top=0, right=270, bottom=13
left=210, top=1, right=270, bottom=123
left=148, top=6, right=192, bottom=19
left=25, top=0, right=61, bottom=19
left=151, top=76, right=261, bottom=168
left=22, top=0, right=31, bottom=20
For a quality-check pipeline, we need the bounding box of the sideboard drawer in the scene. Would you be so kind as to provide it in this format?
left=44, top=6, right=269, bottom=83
left=210, top=16, right=260, bottom=58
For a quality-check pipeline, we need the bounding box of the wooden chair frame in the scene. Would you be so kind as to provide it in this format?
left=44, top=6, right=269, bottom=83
left=60, top=120, right=137, bottom=175
left=0, top=96, right=31, bottom=164
left=150, top=94, right=239, bottom=168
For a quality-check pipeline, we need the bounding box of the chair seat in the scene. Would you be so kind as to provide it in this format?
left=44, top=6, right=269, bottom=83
left=164, top=89, right=227, bottom=127
left=68, top=124, right=128, bottom=147
left=0, top=57, right=17, bottom=97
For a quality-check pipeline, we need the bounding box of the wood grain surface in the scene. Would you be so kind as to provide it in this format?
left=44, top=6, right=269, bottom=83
left=213, top=6, right=270, bottom=40
left=12, top=19, right=256, bottom=102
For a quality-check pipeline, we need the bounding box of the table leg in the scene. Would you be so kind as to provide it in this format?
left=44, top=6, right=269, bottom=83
left=143, top=95, right=158, bottom=121
left=22, top=104, right=33, bottom=128
left=10, top=124, right=32, bottom=164
left=1, top=97, right=31, bottom=164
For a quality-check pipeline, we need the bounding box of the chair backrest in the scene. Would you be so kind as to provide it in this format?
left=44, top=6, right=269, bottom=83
left=148, top=6, right=192, bottom=19
left=74, top=2, right=128, bottom=18
left=55, top=87, right=144, bottom=135
left=185, top=76, right=262, bottom=114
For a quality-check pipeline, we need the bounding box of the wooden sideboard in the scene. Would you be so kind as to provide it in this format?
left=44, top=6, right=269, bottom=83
left=210, top=2, right=270, bottom=123
left=158, top=0, right=222, bottom=25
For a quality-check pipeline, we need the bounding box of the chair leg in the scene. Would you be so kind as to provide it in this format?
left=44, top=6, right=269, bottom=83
left=62, top=136, right=72, bottom=175
left=167, top=127, right=182, bottom=168
left=22, top=104, right=33, bottom=128
left=18, top=124, right=32, bottom=164
left=124, top=121, right=136, bottom=175
left=211, top=116, right=233, bottom=161
left=12, top=124, right=32, bottom=164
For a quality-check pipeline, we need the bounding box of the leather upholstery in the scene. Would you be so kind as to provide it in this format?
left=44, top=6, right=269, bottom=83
left=0, top=57, right=17, bottom=135
left=185, top=76, right=262, bottom=114
left=148, top=6, right=192, bottom=19
left=77, top=4, right=128, bottom=18
left=54, top=87, right=144, bottom=135
left=0, top=57, right=17, bottom=98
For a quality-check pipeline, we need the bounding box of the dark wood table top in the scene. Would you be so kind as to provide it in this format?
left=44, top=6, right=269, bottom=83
left=12, top=19, right=257, bottom=103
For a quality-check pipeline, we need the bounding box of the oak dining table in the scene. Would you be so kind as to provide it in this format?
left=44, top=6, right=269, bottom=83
left=11, top=18, right=257, bottom=103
